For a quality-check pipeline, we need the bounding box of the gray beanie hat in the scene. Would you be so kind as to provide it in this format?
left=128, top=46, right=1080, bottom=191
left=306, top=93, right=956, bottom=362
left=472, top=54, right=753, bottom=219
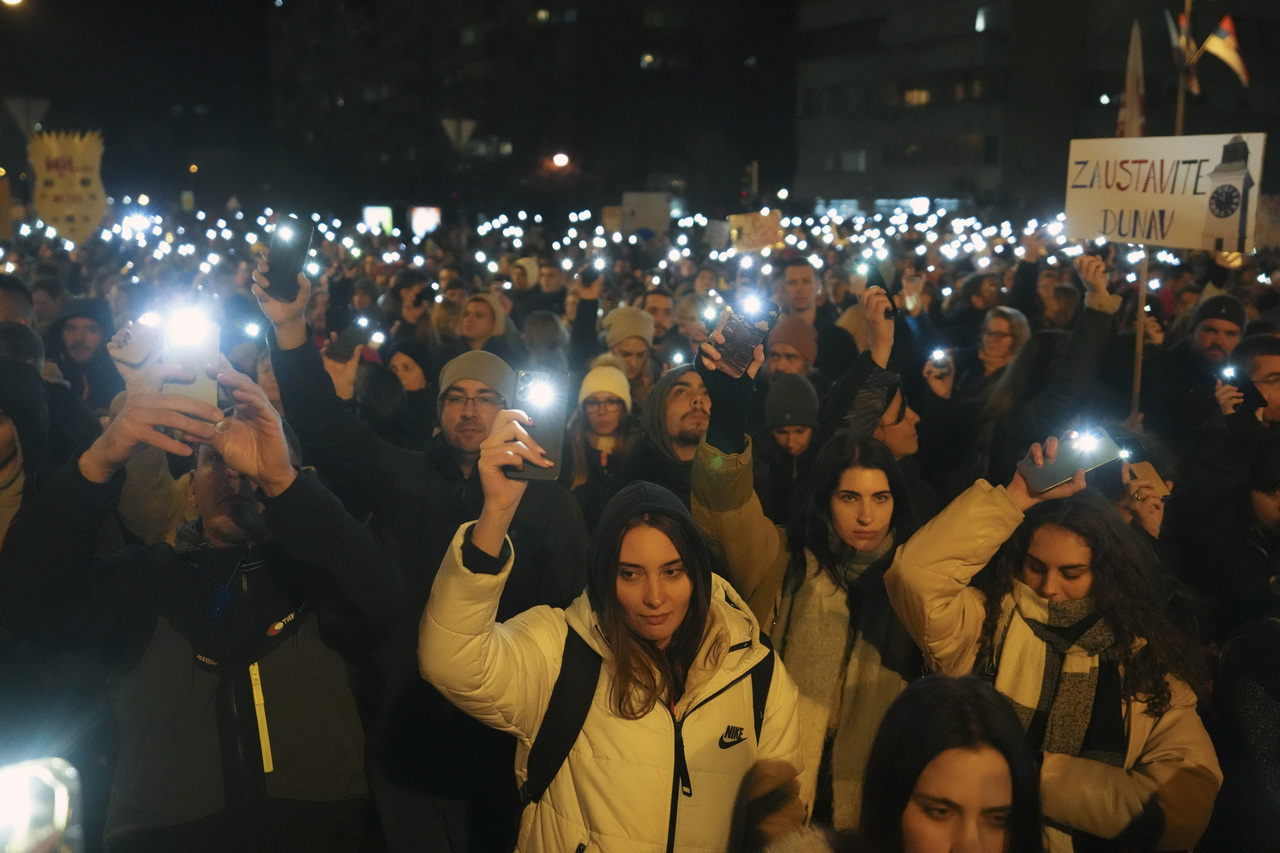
left=764, top=373, right=820, bottom=429
left=602, top=306, right=655, bottom=348
left=437, top=350, right=516, bottom=405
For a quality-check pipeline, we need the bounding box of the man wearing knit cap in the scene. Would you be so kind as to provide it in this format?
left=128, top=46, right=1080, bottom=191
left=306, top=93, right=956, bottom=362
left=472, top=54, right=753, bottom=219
left=776, top=257, right=858, bottom=380
left=253, top=268, right=588, bottom=853
left=1145, top=292, right=1247, bottom=460
left=459, top=293, right=524, bottom=365
left=620, top=363, right=709, bottom=505
left=47, top=297, right=125, bottom=416
left=603, top=305, right=656, bottom=376
left=745, top=312, right=831, bottom=437
left=766, top=314, right=819, bottom=381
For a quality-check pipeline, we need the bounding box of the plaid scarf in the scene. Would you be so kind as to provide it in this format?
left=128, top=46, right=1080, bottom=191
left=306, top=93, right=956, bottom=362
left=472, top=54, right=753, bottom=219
left=988, top=582, right=1126, bottom=768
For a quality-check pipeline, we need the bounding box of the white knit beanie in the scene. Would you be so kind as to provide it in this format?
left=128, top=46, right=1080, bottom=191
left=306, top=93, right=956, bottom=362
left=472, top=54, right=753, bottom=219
left=577, top=364, right=632, bottom=412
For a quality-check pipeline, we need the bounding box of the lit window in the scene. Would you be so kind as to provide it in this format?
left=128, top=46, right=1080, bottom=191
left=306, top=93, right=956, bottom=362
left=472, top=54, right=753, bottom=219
left=840, top=149, right=867, bottom=173
left=536, top=8, right=550, bottom=22
left=903, top=89, right=931, bottom=107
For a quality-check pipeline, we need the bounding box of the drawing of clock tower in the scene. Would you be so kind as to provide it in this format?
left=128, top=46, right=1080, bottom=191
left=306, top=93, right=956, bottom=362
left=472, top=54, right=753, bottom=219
left=1202, top=135, right=1255, bottom=253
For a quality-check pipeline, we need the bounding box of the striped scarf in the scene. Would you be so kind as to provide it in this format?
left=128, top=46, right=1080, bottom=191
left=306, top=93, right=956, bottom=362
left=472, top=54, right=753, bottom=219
left=989, top=582, right=1126, bottom=767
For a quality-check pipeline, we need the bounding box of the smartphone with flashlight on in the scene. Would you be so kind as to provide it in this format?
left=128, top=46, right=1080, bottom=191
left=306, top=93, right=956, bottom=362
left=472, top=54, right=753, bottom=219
left=1223, top=365, right=1268, bottom=415
left=506, top=371, right=569, bottom=481
left=709, top=298, right=781, bottom=378
left=162, top=312, right=222, bottom=416
left=1016, top=428, right=1123, bottom=494
left=928, top=348, right=951, bottom=380
left=264, top=215, right=315, bottom=303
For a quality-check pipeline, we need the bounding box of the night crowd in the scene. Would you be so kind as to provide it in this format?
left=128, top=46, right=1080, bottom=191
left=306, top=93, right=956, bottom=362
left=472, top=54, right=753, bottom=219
left=0, top=200, right=1278, bottom=853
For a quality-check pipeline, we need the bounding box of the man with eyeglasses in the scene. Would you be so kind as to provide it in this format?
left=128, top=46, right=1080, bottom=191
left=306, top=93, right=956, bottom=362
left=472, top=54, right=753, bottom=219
left=254, top=264, right=588, bottom=853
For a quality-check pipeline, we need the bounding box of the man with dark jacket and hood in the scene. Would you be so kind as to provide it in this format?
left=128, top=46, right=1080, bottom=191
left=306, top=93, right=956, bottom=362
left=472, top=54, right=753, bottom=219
left=254, top=262, right=588, bottom=853
left=0, top=360, right=403, bottom=852
left=47, top=297, right=125, bottom=416
left=620, top=364, right=709, bottom=505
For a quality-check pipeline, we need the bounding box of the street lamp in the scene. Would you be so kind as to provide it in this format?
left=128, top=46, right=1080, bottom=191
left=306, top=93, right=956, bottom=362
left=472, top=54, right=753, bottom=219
left=551, top=153, right=569, bottom=168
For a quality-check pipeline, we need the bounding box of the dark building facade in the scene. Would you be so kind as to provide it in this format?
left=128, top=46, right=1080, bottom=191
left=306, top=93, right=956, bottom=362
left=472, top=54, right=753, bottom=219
left=269, top=0, right=800, bottom=215
left=792, top=0, right=1280, bottom=218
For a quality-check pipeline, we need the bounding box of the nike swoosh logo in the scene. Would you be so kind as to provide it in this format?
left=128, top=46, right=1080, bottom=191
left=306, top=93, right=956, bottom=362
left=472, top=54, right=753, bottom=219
left=718, top=733, right=746, bottom=749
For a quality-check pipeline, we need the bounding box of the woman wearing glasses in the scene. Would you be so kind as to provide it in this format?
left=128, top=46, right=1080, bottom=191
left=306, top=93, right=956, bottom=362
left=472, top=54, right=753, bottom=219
left=561, top=359, right=639, bottom=533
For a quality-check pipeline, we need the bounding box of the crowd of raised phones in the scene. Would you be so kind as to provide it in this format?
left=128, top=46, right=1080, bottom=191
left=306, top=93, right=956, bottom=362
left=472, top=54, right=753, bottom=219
left=0, top=201, right=1278, bottom=853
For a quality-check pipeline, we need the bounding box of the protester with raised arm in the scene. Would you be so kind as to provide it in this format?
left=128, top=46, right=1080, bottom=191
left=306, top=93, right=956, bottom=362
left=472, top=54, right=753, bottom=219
left=419, top=406, right=802, bottom=852
left=0, top=358, right=402, bottom=852
left=885, top=437, right=1221, bottom=852
left=254, top=260, right=588, bottom=852
left=692, top=288, right=922, bottom=830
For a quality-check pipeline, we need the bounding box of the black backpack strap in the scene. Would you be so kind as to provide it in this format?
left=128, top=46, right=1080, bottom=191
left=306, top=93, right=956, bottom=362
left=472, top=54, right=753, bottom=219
left=749, top=631, right=774, bottom=743
left=520, top=628, right=602, bottom=806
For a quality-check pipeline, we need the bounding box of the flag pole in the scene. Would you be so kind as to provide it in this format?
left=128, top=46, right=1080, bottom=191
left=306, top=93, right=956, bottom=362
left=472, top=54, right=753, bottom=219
left=1175, top=0, right=1193, bottom=136
left=1131, top=248, right=1151, bottom=419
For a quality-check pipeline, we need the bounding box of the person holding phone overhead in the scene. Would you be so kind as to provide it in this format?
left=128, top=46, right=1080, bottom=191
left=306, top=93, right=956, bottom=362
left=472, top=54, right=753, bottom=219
left=884, top=436, right=1221, bottom=853
left=691, top=286, right=923, bottom=831
left=253, top=260, right=589, bottom=852
left=418, top=408, right=803, bottom=851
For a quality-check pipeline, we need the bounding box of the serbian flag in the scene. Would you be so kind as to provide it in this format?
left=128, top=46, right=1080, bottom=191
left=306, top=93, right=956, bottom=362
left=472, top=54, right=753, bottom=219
left=1116, top=20, right=1145, bottom=137
left=1203, top=15, right=1250, bottom=87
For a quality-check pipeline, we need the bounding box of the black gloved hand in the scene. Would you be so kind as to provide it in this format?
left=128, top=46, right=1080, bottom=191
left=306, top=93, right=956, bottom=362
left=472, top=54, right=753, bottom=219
left=696, top=350, right=755, bottom=455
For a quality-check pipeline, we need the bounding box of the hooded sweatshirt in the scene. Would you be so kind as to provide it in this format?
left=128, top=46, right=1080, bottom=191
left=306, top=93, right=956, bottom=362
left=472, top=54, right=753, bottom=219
left=47, top=298, right=124, bottom=415
left=622, top=365, right=702, bottom=505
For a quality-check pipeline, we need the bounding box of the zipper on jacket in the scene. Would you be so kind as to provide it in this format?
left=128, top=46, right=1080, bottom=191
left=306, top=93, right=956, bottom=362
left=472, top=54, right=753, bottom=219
left=664, top=713, right=683, bottom=853
left=660, top=651, right=764, bottom=853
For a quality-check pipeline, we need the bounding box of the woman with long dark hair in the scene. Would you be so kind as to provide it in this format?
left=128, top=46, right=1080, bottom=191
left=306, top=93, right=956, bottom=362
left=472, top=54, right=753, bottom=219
left=885, top=437, right=1221, bottom=852
left=419, top=410, right=802, bottom=851
left=860, top=675, right=1043, bottom=853
left=693, top=289, right=922, bottom=830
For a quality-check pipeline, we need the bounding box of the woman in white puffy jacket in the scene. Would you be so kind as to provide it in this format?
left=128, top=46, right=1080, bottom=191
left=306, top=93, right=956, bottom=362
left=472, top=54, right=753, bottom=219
left=419, top=409, right=803, bottom=852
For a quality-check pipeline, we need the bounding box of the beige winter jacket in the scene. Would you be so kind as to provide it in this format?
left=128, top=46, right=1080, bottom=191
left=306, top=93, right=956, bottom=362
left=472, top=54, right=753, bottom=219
left=420, top=523, right=803, bottom=852
left=884, top=481, right=1222, bottom=852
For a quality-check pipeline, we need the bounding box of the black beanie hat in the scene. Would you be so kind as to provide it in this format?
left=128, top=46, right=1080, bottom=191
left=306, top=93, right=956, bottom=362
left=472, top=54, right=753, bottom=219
left=585, top=480, right=711, bottom=616
left=764, top=373, right=820, bottom=429
left=1190, top=294, right=1246, bottom=332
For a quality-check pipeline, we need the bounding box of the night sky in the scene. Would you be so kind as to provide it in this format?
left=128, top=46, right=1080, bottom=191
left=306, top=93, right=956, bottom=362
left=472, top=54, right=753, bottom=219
left=0, top=0, right=271, bottom=180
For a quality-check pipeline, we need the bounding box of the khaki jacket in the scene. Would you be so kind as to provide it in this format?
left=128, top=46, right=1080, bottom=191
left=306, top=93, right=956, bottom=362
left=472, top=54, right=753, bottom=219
left=884, top=481, right=1222, bottom=851
left=420, top=524, right=803, bottom=852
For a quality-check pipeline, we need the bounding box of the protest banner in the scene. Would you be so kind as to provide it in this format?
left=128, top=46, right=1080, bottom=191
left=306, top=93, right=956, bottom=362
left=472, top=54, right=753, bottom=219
left=728, top=209, right=782, bottom=252
left=29, top=131, right=108, bottom=246
left=1065, top=132, right=1266, bottom=252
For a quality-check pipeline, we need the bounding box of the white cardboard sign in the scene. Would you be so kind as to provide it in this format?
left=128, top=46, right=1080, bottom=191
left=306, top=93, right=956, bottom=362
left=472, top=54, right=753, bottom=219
left=1065, top=133, right=1266, bottom=252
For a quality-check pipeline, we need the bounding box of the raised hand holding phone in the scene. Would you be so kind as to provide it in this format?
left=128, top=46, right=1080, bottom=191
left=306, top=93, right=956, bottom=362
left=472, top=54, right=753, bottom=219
left=252, top=256, right=312, bottom=349
left=923, top=349, right=954, bottom=399
left=206, top=356, right=297, bottom=497
left=472, top=410, right=554, bottom=556
left=78, top=363, right=222, bottom=483
left=1006, top=435, right=1090, bottom=512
